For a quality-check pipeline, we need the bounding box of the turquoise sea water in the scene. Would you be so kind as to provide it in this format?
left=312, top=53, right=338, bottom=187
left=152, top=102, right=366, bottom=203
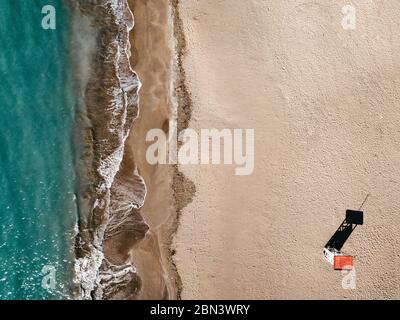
left=0, top=0, right=77, bottom=299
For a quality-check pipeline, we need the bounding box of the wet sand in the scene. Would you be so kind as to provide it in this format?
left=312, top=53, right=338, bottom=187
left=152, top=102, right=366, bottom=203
left=173, top=0, right=400, bottom=299
left=125, top=0, right=179, bottom=299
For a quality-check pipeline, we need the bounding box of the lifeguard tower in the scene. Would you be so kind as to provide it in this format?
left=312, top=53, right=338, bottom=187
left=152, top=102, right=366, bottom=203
left=323, top=209, right=364, bottom=270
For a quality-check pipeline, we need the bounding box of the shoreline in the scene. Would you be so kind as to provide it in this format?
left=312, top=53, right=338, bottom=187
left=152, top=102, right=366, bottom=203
left=119, top=0, right=196, bottom=299
left=72, top=0, right=144, bottom=299
left=120, top=0, right=193, bottom=299
left=70, top=0, right=191, bottom=300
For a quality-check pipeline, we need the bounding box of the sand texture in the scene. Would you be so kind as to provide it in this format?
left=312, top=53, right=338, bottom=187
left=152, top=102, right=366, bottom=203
left=125, top=0, right=179, bottom=299
left=172, top=0, right=400, bottom=299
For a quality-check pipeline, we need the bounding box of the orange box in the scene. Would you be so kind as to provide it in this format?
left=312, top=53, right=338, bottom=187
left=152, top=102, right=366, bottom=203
left=334, top=256, right=353, bottom=270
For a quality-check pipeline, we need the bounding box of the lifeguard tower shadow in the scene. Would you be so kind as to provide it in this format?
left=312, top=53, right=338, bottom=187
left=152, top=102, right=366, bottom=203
left=325, top=210, right=364, bottom=251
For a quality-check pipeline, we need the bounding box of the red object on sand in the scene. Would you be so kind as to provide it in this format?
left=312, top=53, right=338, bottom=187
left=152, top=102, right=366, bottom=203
left=334, top=256, right=353, bottom=270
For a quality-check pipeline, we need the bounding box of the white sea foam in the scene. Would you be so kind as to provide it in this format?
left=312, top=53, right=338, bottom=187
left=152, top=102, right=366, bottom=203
left=73, top=0, right=146, bottom=300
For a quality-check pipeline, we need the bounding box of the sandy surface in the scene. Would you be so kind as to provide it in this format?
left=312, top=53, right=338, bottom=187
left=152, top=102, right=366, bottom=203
left=126, top=0, right=179, bottom=299
left=173, top=0, right=400, bottom=299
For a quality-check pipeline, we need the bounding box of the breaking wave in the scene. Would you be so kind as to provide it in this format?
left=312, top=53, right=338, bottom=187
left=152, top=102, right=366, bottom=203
left=69, top=0, right=148, bottom=299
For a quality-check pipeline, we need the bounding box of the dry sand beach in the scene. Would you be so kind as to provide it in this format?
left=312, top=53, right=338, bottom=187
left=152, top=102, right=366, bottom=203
left=173, top=0, right=400, bottom=299
left=124, top=0, right=400, bottom=299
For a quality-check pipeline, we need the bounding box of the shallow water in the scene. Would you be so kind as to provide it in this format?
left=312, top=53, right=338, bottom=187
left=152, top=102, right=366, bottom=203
left=0, top=0, right=77, bottom=299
